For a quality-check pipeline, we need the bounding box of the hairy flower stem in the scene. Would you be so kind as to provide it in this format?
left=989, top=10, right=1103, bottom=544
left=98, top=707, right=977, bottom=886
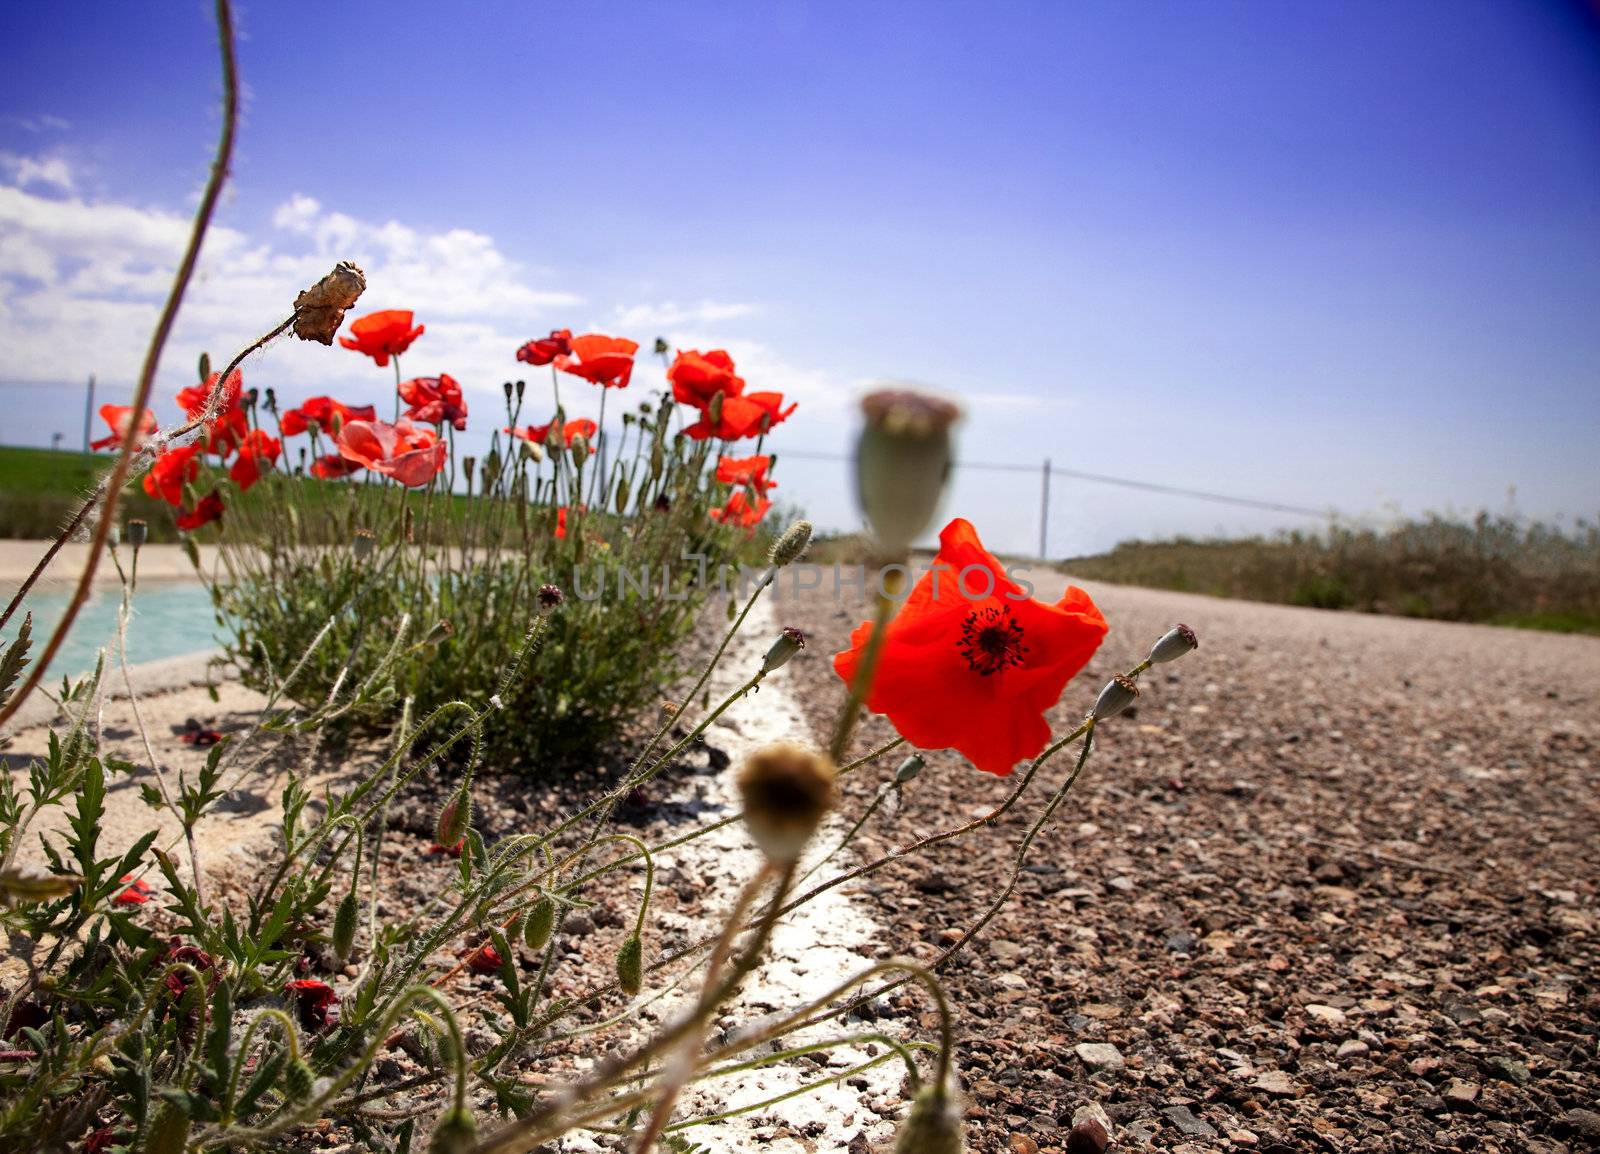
left=828, top=563, right=906, bottom=762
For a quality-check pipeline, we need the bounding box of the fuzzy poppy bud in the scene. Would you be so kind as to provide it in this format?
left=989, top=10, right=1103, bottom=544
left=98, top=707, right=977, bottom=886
left=568, top=434, right=590, bottom=470
left=546, top=412, right=567, bottom=452
left=537, top=584, right=564, bottom=613
left=127, top=519, right=149, bottom=550
left=515, top=379, right=526, bottom=400
left=524, top=894, right=555, bottom=950
left=616, top=932, right=643, bottom=996
left=520, top=439, right=545, bottom=464
left=435, top=786, right=471, bottom=848
left=502, top=380, right=514, bottom=401
left=427, top=1106, right=477, bottom=1154
left=462, top=457, right=476, bottom=487
left=736, top=744, right=837, bottom=863
left=709, top=390, right=725, bottom=425
left=292, top=261, right=367, bottom=345
left=653, top=336, right=670, bottom=356
left=144, top=1101, right=192, bottom=1154
left=856, top=388, right=961, bottom=556
left=198, top=352, right=211, bottom=382
left=1148, top=623, right=1198, bottom=665
left=894, top=753, right=925, bottom=784
left=283, top=1058, right=316, bottom=1102
left=351, top=528, right=376, bottom=559
left=761, top=627, right=806, bottom=673
left=649, top=440, right=665, bottom=480
left=426, top=619, right=454, bottom=645
left=1091, top=674, right=1140, bottom=721
left=893, top=1084, right=964, bottom=1154
left=332, top=890, right=358, bottom=963
left=769, top=519, right=813, bottom=567
left=615, top=477, right=631, bottom=514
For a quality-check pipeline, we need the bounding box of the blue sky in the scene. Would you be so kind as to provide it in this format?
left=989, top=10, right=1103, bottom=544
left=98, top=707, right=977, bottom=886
left=1, top=1, right=1597, bottom=555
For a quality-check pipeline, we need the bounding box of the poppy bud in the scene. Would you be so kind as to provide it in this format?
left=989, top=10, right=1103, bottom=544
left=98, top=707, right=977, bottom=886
left=769, top=519, right=813, bottom=567
left=569, top=435, right=589, bottom=470
left=435, top=786, right=471, bottom=848
left=892, top=1084, right=964, bottom=1154
left=283, top=1058, right=316, bottom=1101
left=144, top=1101, right=192, bottom=1154
left=736, top=744, right=837, bottom=863
left=653, top=336, right=670, bottom=356
left=502, top=380, right=514, bottom=401
left=245, top=387, right=259, bottom=410
left=855, top=388, right=961, bottom=556
left=616, top=932, right=643, bottom=996
left=427, top=1106, right=477, bottom=1154
left=761, top=627, right=806, bottom=673
left=520, top=440, right=545, bottom=464
left=198, top=352, right=211, bottom=382
left=894, top=753, right=925, bottom=784
left=515, top=379, right=526, bottom=401
left=1091, top=674, right=1140, bottom=721
left=709, top=390, right=725, bottom=425
left=127, top=519, right=148, bottom=550
left=649, top=440, right=664, bottom=480
left=264, top=387, right=278, bottom=413
left=462, top=457, right=476, bottom=487
left=547, top=412, right=567, bottom=452
left=351, top=528, right=376, bottom=560
left=615, top=478, right=631, bottom=514
left=426, top=619, right=454, bottom=645
left=537, top=584, right=564, bottom=613
left=332, top=890, right=358, bottom=963
left=292, top=261, right=368, bottom=345
left=524, top=894, right=555, bottom=950
left=1148, top=623, right=1199, bottom=665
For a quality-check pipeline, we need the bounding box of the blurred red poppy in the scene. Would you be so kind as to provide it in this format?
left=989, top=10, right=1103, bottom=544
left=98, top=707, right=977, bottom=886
left=285, top=979, right=339, bottom=1031
left=177, top=371, right=249, bottom=459
left=89, top=404, right=157, bottom=452
left=506, top=418, right=598, bottom=445
left=708, top=490, right=772, bottom=531
left=516, top=329, right=573, bottom=366
left=163, top=941, right=217, bottom=1000
left=176, top=490, right=225, bottom=532
left=427, top=838, right=465, bottom=858
left=281, top=396, right=377, bottom=437
left=337, top=419, right=447, bottom=487
left=667, top=349, right=744, bottom=407
left=556, top=333, right=639, bottom=388
left=832, top=518, right=1107, bottom=777
left=143, top=444, right=202, bottom=506
left=715, top=454, right=776, bottom=493
left=399, top=373, right=469, bottom=430
left=114, top=876, right=153, bottom=906
left=229, top=429, right=281, bottom=492
left=311, top=454, right=363, bottom=480
left=339, top=309, right=424, bottom=367
left=465, top=942, right=504, bottom=975
left=555, top=506, right=568, bottom=539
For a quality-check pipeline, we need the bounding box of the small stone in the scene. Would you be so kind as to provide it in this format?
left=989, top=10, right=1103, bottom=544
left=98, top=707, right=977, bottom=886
left=1442, top=1079, right=1479, bottom=1110
left=1304, top=1003, right=1347, bottom=1027
left=1107, top=875, right=1135, bottom=893
left=1252, top=1070, right=1302, bottom=1098
left=1161, top=1105, right=1217, bottom=1139
left=1485, top=1055, right=1530, bottom=1086
left=1226, top=1130, right=1260, bottom=1147
left=1068, top=1103, right=1113, bottom=1154
left=1074, top=1043, right=1125, bottom=1072
left=1008, top=1134, right=1040, bottom=1154
left=1562, top=1108, right=1600, bottom=1140
left=1335, top=1039, right=1369, bottom=1060
left=1165, top=932, right=1198, bottom=955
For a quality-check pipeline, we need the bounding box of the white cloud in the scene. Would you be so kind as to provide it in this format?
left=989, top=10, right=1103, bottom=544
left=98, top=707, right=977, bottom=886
left=8, top=115, right=72, bottom=134
left=611, top=299, right=757, bottom=330
left=0, top=151, right=76, bottom=193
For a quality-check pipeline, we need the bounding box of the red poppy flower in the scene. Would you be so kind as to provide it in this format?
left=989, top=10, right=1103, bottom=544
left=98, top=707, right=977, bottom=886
left=427, top=838, right=465, bottom=858
left=399, top=373, right=469, bottom=430
left=339, top=309, right=424, bottom=367
left=179, top=726, right=225, bottom=747
left=89, top=404, right=157, bottom=452
left=176, top=490, right=225, bottom=532
left=177, top=371, right=249, bottom=459
left=465, top=942, right=504, bottom=975
left=555, top=333, right=639, bottom=389
left=682, top=392, right=796, bottom=441
left=285, top=979, right=339, bottom=1032
left=310, top=454, right=363, bottom=480
left=163, top=941, right=217, bottom=1000
left=505, top=418, right=598, bottom=446
left=516, top=329, right=573, bottom=366
left=667, top=349, right=744, bottom=407
left=84, top=1127, right=117, bottom=1153
left=708, top=490, right=772, bottom=531
left=715, top=454, right=776, bottom=493
left=554, top=506, right=569, bottom=539
left=336, top=419, right=447, bottom=488
left=280, top=396, right=378, bottom=437
left=229, top=429, right=281, bottom=492
left=114, top=876, right=153, bottom=906
left=832, top=518, right=1107, bottom=777
left=143, top=444, right=202, bottom=506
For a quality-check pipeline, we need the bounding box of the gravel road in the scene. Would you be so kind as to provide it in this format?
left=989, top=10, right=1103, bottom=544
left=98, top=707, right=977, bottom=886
left=772, top=568, right=1600, bottom=1153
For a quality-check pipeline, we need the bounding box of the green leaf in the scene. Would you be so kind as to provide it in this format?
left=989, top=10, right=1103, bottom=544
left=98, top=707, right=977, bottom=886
left=0, top=613, right=32, bottom=708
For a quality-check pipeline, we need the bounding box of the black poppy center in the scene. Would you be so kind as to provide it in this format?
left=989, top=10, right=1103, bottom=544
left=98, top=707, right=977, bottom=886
left=958, top=605, right=1028, bottom=676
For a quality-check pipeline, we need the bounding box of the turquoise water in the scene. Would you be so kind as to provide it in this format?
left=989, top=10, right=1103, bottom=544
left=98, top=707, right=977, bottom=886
left=0, top=580, right=220, bottom=679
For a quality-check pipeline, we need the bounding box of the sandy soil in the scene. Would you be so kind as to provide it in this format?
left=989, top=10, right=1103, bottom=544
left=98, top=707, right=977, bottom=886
left=0, top=541, right=221, bottom=589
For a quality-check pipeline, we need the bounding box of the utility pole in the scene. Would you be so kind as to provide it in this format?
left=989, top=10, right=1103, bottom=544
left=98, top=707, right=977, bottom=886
left=1039, top=457, right=1051, bottom=559
left=82, top=374, right=95, bottom=452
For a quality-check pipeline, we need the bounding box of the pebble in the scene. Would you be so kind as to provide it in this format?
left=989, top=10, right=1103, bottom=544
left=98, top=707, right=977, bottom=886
left=1161, top=1104, right=1217, bottom=1139
left=1252, top=1070, right=1302, bottom=1098
left=1335, top=1039, right=1370, bottom=1059
left=1304, top=1003, right=1347, bottom=1027
left=1442, top=1078, right=1480, bottom=1110
left=1073, top=1042, right=1125, bottom=1072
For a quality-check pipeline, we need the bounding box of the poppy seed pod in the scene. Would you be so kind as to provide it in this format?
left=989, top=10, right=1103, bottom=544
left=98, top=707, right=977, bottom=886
left=769, top=519, right=814, bottom=567
left=351, top=528, right=376, bottom=559
left=761, top=627, right=806, bottom=673
left=855, top=389, right=961, bottom=555
left=568, top=434, right=589, bottom=469
left=332, top=890, right=358, bottom=963
left=435, top=786, right=471, bottom=848
left=1091, top=674, right=1140, bottom=721
left=502, top=380, right=513, bottom=401
left=292, top=260, right=367, bottom=346
left=127, top=519, right=148, bottom=550
left=736, top=744, right=837, bottom=862
left=524, top=894, right=555, bottom=950
left=616, top=932, right=643, bottom=996
left=653, top=336, right=670, bottom=356
left=894, top=753, right=926, bottom=784
left=427, top=1106, right=477, bottom=1154
left=1148, top=623, right=1199, bottom=664
left=893, top=1084, right=965, bottom=1154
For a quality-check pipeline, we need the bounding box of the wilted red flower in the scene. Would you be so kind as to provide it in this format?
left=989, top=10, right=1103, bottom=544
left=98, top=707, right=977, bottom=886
left=114, top=876, right=153, bottom=906
left=516, top=329, right=573, bottom=366
left=163, top=940, right=217, bottom=1000
left=465, top=942, right=504, bottom=975
left=505, top=418, right=598, bottom=445
left=715, top=454, right=776, bottom=493
left=667, top=349, right=744, bottom=407
left=399, top=373, right=469, bottom=430
left=708, top=490, right=772, bottom=531
left=683, top=392, right=797, bottom=441
left=311, top=454, right=364, bottom=480
left=337, top=419, right=447, bottom=487
left=229, top=429, right=281, bottom=492
left=176, top=490, right=225, bottom=532
left=84, top=1127, right=117, bottom=1153
left=285, top=979, right=339, bottom=1032
left=143, top=444, right=201, bottom=506
left=280, top=396, right=378, bottom=437
left=89, top=404, right=157, bottom=452
left=177, top=371, right=249, bottom=459
left=556, top=333, right=639, bottom=389
left=339, top=309, right=424, bottom=367
left=832, top=518, right=1107, bottom=777
left=427, top=838, right=465, bottom=858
